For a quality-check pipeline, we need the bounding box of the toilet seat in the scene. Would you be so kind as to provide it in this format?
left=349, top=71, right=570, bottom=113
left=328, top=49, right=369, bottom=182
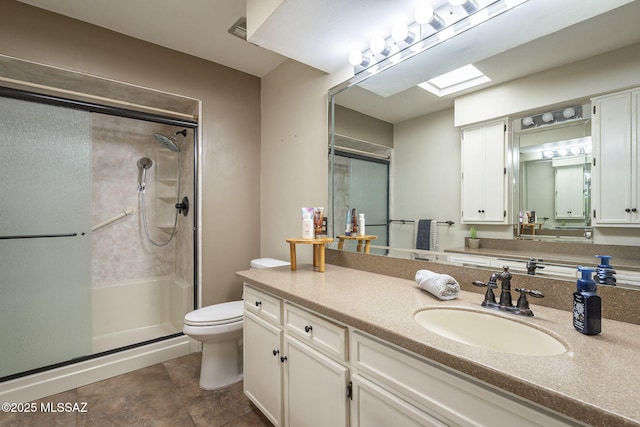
left=184, top=300, right=243, bottom=327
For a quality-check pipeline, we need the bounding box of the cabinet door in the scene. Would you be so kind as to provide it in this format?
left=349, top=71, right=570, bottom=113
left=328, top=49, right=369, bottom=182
left=461, top=120, right=506, bottom=223
left=244, top=311, right=283, bottom=426
left=482, top=120, right=507, bottom=221
left=633, top=90, right=640, bottom=223
left=593, top=92, right=632, bottom=223
left=555, top=165, right=585, bottom=219
left=284, top=335, right=349, bottom=427
left=461, top=125, right=486, bottom=222
left=351, top=374, right=448, bottom=427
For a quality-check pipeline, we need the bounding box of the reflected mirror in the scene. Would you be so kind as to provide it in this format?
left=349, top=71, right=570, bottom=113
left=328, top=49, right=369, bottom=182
left=328, top=0, right=640, bottom=286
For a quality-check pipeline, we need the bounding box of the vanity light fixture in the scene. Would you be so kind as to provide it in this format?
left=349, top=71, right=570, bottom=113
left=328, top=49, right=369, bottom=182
left=347, top=0, right=530, bottom=75
left=520, top=105, right=583, bottom=128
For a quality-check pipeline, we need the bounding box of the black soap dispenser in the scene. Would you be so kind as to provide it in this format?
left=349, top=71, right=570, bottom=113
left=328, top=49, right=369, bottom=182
left=573, top=266, right=601, bottom=335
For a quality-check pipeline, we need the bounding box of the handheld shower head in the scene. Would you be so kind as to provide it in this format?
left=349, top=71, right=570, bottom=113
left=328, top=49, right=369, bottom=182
left=137, top=157, right=153, bottom=169
left=154, top=129, right=186, bottom=153
left=137, top=157, right=153, bottom=192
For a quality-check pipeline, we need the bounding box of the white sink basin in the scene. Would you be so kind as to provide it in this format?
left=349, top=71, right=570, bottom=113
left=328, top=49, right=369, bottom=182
left=414, top=308, right=567, bottom=356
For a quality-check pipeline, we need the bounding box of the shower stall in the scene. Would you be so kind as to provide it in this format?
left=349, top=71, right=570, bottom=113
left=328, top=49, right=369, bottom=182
left=0, top=91, right=197, bottom=382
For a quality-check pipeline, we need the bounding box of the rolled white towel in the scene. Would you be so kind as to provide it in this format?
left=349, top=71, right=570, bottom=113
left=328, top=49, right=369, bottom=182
left=414, top=269, right=460, bottom=300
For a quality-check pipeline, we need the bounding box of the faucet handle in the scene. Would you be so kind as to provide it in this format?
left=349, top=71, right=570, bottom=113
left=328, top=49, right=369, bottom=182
left=472, top=280, right=497, bottom=289
left=472, top=280, right=497, bottom=304
left=516, top=288, right=544, bottom=299
left=514, top=288, right=544, bottom=315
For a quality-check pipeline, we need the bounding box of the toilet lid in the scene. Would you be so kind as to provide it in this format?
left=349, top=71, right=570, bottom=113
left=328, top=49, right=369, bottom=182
left=184, top=300, right=243, bottom=326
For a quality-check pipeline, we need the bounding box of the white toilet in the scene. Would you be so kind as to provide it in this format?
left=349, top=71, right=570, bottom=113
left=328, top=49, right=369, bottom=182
left=183, top=257, right=289, bottom=390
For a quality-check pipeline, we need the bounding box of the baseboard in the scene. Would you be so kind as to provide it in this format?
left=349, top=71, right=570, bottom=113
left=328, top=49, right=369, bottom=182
left=0, top=336, right=192, bottom=403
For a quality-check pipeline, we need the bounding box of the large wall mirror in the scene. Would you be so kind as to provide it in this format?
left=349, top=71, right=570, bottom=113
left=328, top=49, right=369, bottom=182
left=328, top=0, right=640, bottom=286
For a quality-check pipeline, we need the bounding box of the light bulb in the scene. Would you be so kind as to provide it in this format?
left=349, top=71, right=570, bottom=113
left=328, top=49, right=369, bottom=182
left=543, top=150, right=554, bottom=158
left=348, top=50, right=370, bottom=67
left=370, top=35, right=389, bottom=55
left=570, top=146, right=582, bottom=155
left=415, top=2, right=434, bottom=24
left=392, top=24, right=415, bottom=44
left=563, top=107, right=576, bottom=119
left=557, top=148, right=568, bottom=156
left=522, top=117, right=534, bottom=126
left=542, top=112, right=554, bottom=123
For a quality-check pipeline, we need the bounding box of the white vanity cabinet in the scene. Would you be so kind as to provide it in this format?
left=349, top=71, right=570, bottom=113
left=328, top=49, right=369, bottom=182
left=282, top=303, right=350, bottom=427
left=350, top=332, right=574, bottom=427
left=243, top=284, right=577, bottom=427
left=592, top=88, right=640, bottom=225
left=243, top=286, right=284, bottom=426
left=243, top=285, right=349, bottom=427
left=461, top=119, right=508, bottom=224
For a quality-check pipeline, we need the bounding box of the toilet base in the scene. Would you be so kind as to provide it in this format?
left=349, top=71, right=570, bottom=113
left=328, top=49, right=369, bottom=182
left=199, top=337, right=243, bottom=390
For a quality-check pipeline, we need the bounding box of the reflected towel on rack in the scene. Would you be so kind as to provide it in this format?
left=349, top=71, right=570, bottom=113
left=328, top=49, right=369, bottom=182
left=415, top=219, right=438, bottom=251
left=415, top=269, right=459, bottom=300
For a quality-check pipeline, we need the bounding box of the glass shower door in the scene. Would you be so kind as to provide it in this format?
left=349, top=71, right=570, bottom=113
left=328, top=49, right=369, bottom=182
left=0, top=97, right=92, bottom=379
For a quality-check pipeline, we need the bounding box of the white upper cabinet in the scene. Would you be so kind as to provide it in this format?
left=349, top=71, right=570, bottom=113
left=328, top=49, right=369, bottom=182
left=555, top=164, right=586, bottom=219
left=592, top=88, right=640, bottom=226
left=461, top=119, right=508, bottom=223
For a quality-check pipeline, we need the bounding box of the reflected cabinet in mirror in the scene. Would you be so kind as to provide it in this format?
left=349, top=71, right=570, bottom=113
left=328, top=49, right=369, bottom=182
left=328, top=1, right=640, bottom=288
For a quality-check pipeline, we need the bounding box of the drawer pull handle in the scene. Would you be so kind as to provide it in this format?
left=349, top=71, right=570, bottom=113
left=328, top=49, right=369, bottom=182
left=280, top=356, right=287, bottom=363
left=255, top=301, right=262, bottom=307
left=304, top=325, right=313, bottom=333
left=272, top=349, right=279, bottom=356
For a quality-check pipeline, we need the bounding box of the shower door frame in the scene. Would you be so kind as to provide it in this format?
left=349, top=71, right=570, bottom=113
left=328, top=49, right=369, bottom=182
left=0, top=86, right=199, bottom=381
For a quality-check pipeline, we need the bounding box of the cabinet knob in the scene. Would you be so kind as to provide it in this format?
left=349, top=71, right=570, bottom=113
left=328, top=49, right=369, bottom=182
left=280, top=356, right=287, bottom=363
left=633, top=208, right=638, bottom=212
left=272, top=349, right=279, bottom=356
left=255, top=301, right=262, bottom=307
left=304, top=325, right=313, bottom=333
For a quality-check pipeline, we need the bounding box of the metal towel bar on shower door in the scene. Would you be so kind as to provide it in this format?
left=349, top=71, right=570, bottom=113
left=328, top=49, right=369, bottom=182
left=0, top=233, right=79, bottom=240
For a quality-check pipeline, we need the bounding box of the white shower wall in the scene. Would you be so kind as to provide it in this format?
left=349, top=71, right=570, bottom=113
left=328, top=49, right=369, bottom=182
left=91, top=114, right=194, bottom=286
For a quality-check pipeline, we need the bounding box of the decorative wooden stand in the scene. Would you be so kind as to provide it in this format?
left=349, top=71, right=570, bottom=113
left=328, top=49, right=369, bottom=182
left=520, top=223, right=542, bottom=235
left=285, top=237, right=334, bottom=272
left=336, top=235, right=378, bottom=254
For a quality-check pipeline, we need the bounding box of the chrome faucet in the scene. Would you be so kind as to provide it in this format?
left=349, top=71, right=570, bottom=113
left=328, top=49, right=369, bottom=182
left=472, top=266, right=544, bottom=317
left=526, top=257, right=545, bottom=275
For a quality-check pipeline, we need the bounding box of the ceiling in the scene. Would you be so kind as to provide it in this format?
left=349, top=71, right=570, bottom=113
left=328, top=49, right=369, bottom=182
left=16, top=0, right=432, bottom=77
left=15, top=0, right=640, bottom=123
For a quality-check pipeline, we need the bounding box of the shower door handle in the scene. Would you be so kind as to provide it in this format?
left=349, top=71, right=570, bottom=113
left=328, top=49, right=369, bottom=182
left=0, top=232, right=79, bottom=240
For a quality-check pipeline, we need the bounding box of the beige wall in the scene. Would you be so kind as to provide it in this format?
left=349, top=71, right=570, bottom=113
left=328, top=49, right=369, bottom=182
left=0, top=1, right=261, bottom=306
left=260, top=60, right=348, bottom=262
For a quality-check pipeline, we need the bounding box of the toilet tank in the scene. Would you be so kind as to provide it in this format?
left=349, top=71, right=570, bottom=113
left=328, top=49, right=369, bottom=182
left=250, top=258, right=290, bottom=269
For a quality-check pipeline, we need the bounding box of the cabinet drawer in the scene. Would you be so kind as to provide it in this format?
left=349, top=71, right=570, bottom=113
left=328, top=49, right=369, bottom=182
left=243, top=285, right=282, bottom=325
left=351, top=332, right=573, bottom=427
left=284, top=303, right=347, bottom=361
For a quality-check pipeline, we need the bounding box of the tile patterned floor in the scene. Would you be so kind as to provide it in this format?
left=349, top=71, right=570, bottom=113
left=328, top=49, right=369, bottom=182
left=0, top=352, right=272, bottom=427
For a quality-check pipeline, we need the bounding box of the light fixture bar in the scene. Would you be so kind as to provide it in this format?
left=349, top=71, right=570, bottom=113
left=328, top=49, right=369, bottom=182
left=349, top=0, right=529, bottom=75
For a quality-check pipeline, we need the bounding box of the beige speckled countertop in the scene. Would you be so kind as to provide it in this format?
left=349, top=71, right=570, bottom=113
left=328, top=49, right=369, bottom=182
left=237, top=264, right=640, bottom=427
